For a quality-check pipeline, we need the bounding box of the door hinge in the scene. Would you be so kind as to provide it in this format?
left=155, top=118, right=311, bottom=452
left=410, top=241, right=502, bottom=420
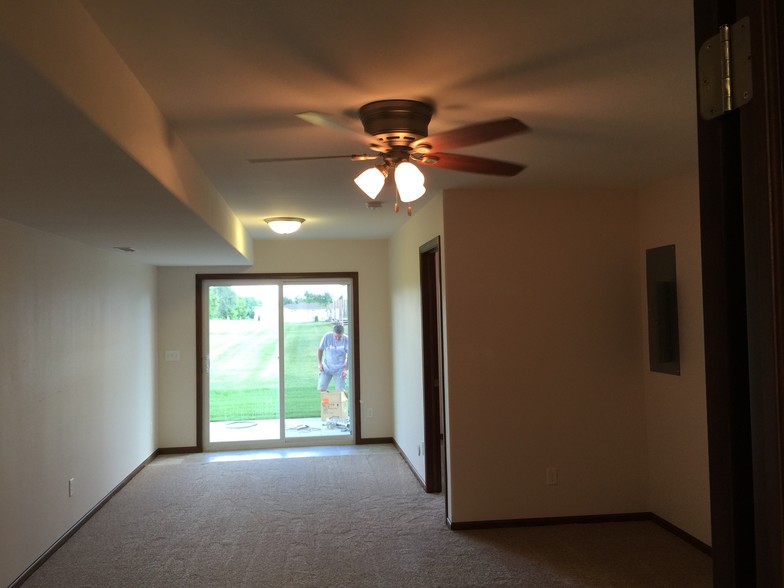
left=698, top=16, right=752, bottom=119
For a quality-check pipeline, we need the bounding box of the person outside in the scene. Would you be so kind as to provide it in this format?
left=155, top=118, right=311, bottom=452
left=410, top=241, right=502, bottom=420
left=317, top=323, right=349, bottom=393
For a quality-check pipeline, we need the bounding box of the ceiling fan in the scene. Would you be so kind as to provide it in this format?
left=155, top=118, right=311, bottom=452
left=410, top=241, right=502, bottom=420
left=249, top=99, right=529, bottom=213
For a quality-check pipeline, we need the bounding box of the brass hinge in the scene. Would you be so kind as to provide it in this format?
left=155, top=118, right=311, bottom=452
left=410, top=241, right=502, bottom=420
left=698, top=16, right=752, bottom=119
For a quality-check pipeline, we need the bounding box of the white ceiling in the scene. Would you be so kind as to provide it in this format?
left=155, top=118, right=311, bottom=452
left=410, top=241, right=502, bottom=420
left=0, top=1, right=697, bottom=264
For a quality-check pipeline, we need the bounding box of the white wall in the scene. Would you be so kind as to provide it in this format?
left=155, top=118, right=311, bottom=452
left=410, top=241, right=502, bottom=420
left=156, top=239, right=392, bottom=447
left=388, top=196, right=445, bottom=483
left=441, top=188, right=647, bottom=523
left=0, top=218, right=156, bottom=587
left=639, top=172, right=710, bottom=544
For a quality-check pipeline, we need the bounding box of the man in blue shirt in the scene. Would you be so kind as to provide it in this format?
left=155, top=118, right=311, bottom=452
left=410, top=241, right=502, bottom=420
left=317, top=323, right=349, bottom=392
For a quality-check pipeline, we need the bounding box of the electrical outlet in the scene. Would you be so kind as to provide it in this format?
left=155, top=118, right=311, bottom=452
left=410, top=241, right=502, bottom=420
left=546, top=467, right=558, bottom=485
left=367, top=407, right=374, bottom=418
left=164, top=350, right=181, bottom=362
left=68, top=478, right=75, bottom=497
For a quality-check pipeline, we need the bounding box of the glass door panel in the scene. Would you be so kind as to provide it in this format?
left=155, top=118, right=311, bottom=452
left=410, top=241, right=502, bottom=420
left=207, top=284, right=280, bottom=445
left=283, top=282, right=351, bottom=440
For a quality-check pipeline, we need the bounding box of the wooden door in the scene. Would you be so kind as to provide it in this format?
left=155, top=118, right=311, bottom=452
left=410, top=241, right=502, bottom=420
left=693, top=0, right=784, bottom=584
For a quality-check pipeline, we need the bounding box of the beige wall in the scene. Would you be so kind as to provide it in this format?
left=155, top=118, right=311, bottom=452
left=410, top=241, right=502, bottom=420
left=0, top=218, right=156, bottom=587
left=0, top=1, right=252, bottom=263
left=388, top=196, right=445, bottom=485
left=156, top=239, right=392, bottom=447
left=1, top=175, right=711, bottom=586
left=639, top=172, right=710, bottom=544
left=441, top=188, right=647, bottom=522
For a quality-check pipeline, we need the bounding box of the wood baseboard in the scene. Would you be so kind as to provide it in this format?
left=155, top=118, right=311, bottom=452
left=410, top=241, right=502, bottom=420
left=447, top=511, right=711, bottom=556
left=448, top=512, right=650, bottom=530
left=648, top=512, right=711, bottom=555
left=9, top=450, right=159, bottom=588
left=356, top=437, right=394, bottom=445
left=393, top=440, right=427, bottom=490
left=157, top=445, right=199, bottom=455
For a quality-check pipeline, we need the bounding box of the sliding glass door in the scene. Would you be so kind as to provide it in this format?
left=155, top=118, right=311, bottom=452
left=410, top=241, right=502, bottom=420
left=201, top=276, right=354, bottom=450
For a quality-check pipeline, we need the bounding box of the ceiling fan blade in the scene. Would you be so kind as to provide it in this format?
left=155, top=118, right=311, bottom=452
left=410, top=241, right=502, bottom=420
left=410, top=117, right=529, bottom=154
left=248, top=154, right=379, bottom=164
left=416, top=152, right=525, bottom=176
left=297, top=111, right=384, bottom=150
left=297, top=111, right=355, bottom=132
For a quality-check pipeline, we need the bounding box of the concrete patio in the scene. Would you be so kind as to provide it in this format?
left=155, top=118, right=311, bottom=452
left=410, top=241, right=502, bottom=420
left=209, top=416, right=351, bottom=444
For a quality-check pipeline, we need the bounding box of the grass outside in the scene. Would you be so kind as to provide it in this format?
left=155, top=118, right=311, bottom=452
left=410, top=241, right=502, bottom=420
left=209, top=319, right=348, bottom=421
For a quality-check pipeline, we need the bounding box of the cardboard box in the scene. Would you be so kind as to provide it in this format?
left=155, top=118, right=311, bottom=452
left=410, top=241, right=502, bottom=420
left=321, top=391, right=349, bottom=420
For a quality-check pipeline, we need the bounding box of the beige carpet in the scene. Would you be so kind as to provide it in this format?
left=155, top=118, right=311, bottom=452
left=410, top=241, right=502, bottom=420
left=24, top=450, right=712, bottom=587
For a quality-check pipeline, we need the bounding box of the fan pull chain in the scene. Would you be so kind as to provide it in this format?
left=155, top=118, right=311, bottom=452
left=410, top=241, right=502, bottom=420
left=393, top=186, right=412, bottom=215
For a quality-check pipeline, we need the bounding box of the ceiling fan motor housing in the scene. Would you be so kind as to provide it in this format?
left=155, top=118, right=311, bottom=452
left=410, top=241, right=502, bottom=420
left=359, top=100, right=433, bottom=148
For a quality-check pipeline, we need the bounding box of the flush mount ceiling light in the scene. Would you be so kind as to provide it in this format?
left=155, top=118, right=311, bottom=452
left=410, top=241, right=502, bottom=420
left=264, top=217, right=305, bottom=234
left=249, top=99, right=529, bottom=216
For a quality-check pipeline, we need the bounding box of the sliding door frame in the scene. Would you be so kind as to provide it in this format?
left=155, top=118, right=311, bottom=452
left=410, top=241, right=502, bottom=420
left=195, top=272, right=361, bottom=451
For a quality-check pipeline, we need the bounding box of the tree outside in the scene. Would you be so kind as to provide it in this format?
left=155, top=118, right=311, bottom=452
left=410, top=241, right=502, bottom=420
left=209, top=286, right=260, bottom=320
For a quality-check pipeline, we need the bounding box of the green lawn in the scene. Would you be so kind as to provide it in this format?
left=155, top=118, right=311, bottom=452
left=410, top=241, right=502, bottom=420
left=208, top=320, right=348, bottom=421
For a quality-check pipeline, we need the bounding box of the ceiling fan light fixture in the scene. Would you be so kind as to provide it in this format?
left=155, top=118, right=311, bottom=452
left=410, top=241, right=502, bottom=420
left=256, top=101, right=528, bottom=217
left=394, top=161, right=426, bottom=202
left=354, top=165, right=388, bottom=199
left=398, top=182, right=426, bottom=203
left=264, top=217, right=305, bottom=234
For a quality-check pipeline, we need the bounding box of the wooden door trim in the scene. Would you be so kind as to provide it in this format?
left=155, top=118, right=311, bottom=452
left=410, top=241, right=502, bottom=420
left=736, top=0, right=784, bottom=583
left=419, top=237, right=446, bottom=498
left=694, top=0, right=784, bottom=584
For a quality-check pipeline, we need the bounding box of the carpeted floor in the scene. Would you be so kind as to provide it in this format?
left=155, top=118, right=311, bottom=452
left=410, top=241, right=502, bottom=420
left=24, top=448, right=712, bottom=587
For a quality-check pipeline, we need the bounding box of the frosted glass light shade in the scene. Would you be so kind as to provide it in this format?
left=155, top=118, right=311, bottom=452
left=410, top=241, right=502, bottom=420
left=395, top=162, right=426, bottom=202
left=354, top=167, right=386, bottom=199
left=397, top=182, right=426, bottom=203
left=264, top=217, right=305, bottom=234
